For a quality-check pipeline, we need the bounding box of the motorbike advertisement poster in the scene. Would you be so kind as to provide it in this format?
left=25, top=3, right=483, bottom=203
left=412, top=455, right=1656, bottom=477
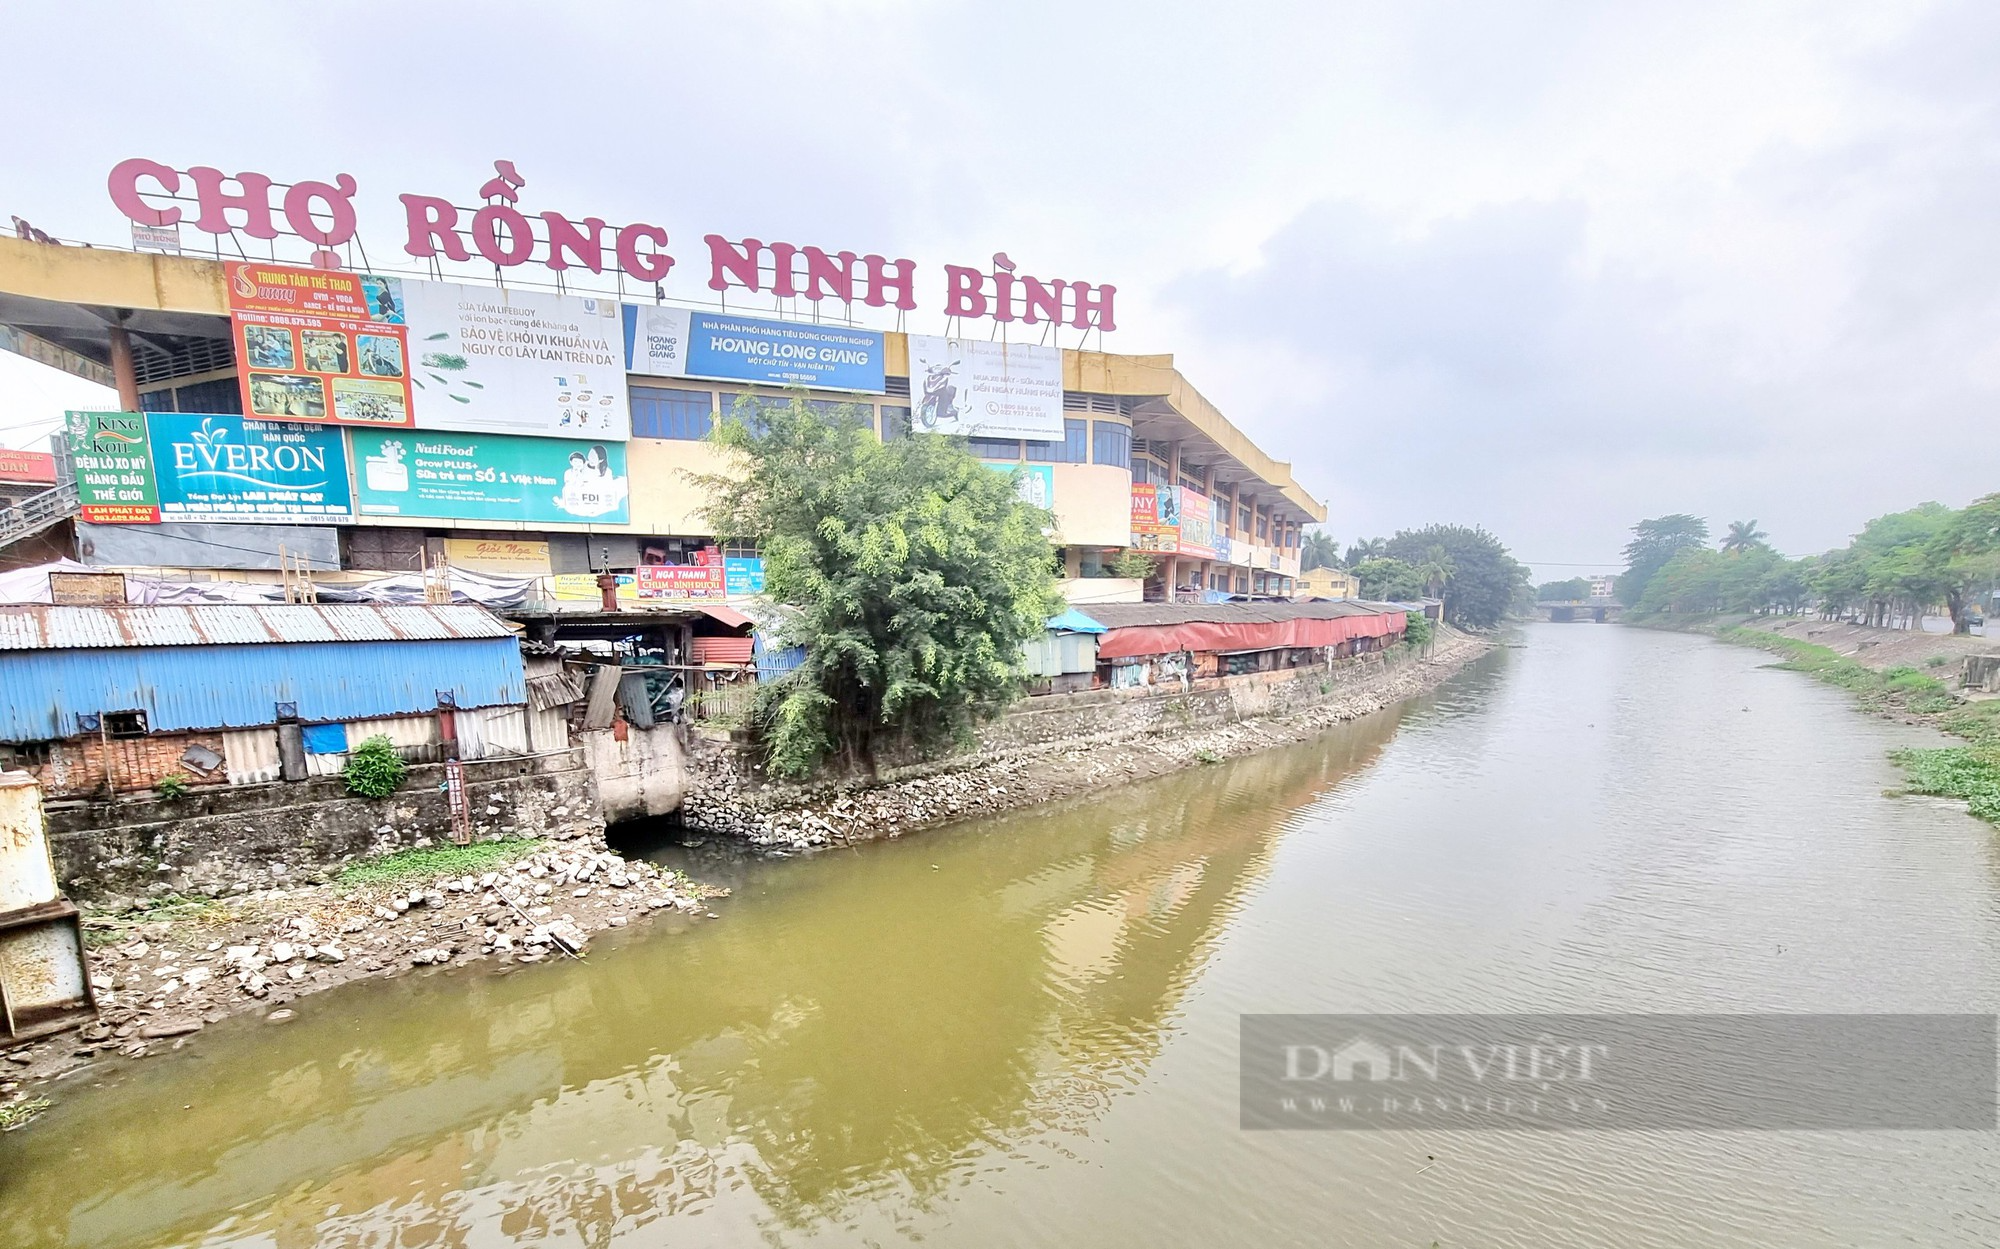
left=906, top=335, right=1063, bottom=439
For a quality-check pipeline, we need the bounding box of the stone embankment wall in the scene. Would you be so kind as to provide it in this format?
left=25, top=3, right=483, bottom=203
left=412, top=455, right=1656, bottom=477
left=46, top=751, right=599, bottom=905
left=682, top=631, right=1488, bottom=850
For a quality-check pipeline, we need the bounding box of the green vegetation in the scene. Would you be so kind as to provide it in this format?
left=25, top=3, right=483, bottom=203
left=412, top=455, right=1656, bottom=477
left=1618, top=494, right=1999, bottom=629
left=702, top=393, right=1063, bottom=777
left=1403, top=613, right=1435, bottom=649
left=1194, top=748, right=1223, bottom=764
left=1108, top=548, right=1158, bottom=580
left=1301, top=529, right=1341, bottom=572
left=1889, top=748, right=2000, bottom=823
left=155, top=773, right=190, bottom=800
left=1, top=1098, right=52, bottom=1131
left=1617, top=514, right=1710, bottom=606
left=1342, top=525, right=1528, bottom=628
left=1537, top=577, right=1591, bottom=602
left=334, top=838, right=544, bottom=888
left=343, top=735, right=408, bottom=799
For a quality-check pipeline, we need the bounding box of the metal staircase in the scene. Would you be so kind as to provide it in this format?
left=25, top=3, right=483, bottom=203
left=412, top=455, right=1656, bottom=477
left=0, top=480, right=80, bottom=549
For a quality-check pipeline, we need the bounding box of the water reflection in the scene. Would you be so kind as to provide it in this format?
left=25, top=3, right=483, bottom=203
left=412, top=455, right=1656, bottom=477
left=1, top=687, right=1419, bottom=1249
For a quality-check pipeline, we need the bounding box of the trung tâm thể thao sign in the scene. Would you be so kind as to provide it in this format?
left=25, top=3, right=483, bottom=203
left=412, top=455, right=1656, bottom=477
left=107, top=159, right=1116, bottom=331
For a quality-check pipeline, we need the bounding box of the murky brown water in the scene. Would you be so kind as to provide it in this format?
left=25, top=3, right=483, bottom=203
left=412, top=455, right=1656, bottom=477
left=5, top=625, right=1999, bottom=1248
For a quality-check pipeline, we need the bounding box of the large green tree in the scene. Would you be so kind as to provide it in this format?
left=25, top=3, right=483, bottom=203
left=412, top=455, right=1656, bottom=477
left=1537, top=577, right=1591, bottom=602
left=1931, top=494, right=2000, bottom=633
left=1618, top=514, right=1709, bottom=605
left=702, top=396, right=1062, bottom=777
left=1383, top=524, right=1527, bottom=628
left=1352, top=557, right=1424, bottom=601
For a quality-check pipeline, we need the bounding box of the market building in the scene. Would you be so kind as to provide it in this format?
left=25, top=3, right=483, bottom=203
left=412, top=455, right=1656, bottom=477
left=0, top=236, right=1321, bottom=604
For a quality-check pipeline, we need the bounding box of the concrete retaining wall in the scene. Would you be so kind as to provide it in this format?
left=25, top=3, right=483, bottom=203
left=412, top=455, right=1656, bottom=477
left=46, top=750, right=600, bottom=904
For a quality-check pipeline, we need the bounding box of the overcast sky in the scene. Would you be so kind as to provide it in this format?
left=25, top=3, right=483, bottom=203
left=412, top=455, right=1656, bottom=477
left=4, top=0, right=1994, bottom=578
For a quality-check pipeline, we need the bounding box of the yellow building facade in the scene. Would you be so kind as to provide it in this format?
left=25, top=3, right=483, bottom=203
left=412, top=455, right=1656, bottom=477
left=0, top=238, right=1322, bottom=599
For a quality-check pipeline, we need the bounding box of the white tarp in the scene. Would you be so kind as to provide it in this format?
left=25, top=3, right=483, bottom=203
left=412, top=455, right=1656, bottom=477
left=0, top=559, right=94, bottom=604
left=906, top=335, right=1064, bottom=439
left=403, top=279, right=630, bottom=440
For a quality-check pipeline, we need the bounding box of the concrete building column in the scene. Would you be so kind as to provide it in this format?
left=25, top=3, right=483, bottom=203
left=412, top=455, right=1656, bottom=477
left=107, top=322, right=140, bottom=412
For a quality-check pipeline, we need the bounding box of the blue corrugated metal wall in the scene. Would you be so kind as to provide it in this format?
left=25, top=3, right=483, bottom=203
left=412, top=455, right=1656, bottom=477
left=0, top=638, right=526, bottom=740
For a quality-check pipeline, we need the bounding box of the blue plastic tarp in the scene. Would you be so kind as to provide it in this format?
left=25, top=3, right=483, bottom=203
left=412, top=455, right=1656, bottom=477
left=1046, top=608, right=1107, bottom=635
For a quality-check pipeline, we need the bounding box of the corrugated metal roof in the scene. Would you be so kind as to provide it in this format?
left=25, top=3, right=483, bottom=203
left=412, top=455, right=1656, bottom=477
left=1080, top=601, right=1397, bottom=629
left=0, top=604, right=515, bottom=651
left=0, top=637, right=528, bottom=738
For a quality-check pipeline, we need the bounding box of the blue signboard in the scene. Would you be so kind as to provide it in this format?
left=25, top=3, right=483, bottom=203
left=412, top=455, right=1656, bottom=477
left=724, top=556, right=766, bottom=595
left=148, top=413, right=353, bottom=522
left=624, top=306, right=885, bottom=393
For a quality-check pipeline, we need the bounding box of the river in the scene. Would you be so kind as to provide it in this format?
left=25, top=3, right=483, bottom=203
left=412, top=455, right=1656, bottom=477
left=4, top=624, right=1998, bottom=1247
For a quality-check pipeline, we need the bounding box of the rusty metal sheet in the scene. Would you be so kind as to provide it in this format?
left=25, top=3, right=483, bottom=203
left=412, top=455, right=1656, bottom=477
left=0, top=604, right=515, bottom=650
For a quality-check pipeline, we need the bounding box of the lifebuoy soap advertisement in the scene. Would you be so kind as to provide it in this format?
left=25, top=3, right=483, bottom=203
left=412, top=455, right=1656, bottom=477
left=401, top=279, right=630, bottom=440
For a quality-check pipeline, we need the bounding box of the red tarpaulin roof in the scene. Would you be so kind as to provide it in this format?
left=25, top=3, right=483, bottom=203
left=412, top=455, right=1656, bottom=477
left=1094, top=605, right=1406, bottom=659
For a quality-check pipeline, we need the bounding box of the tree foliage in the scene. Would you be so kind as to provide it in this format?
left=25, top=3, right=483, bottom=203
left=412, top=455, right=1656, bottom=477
left=1352, top=557, right=1423, bottom=601
left=1620, top=494, right=2000, bottom=630
left=1383, top=525, right=1528, bottom=629
left=1617, top=514, right=1709, bottom=605
left=1301, top=529, right=1342, bottom=571
left=1537, top=577, right=1591, bottom=602
left=700, top=396, right=1063, bottom=777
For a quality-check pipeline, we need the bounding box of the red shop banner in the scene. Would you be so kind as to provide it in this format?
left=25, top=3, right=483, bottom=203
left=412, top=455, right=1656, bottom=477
left=227, top=261, right=414, bottom=429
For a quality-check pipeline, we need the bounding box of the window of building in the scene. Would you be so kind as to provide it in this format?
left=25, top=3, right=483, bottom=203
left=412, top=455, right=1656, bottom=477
left=629, top=387, right=715, bottom=441
left=968, top=437, right=1022, bottom=460
left=1235, top=574, right=1250, bottom=595
left=104, top=710, right=148, bottom=738
left=1178, top=475, right=1205, bottom=495
left=1255, top=511, right=1269, bottom=541
left=881, top=405, right=912, bottom=440
left=1238, top=504, right=1252, bottom=534
left=1027, top=419, right=1089, bottom=464
left=1091, top=421, right=1131, bottom=469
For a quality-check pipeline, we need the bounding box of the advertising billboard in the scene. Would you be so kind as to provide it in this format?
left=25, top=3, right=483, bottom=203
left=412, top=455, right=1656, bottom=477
left=984, top=461, right=1054, bottom=510
left=65, top=410, right=158, bottom=524
left=350, top=431, right=630, bottom=525
left=625, top=307, right=885, bottom=393
left=906, top=335, right=1063, bottom=439
left=402, top=280, right=629, bottom=440
left=0, top=449, right=56, bottom=485
left=1130, top=483, right=1178, bottom=552
left=227, top=262, right=413, bottom=429
left=148, top=413, right=354, bottom=522
left=1176, top=486, right=1216, bottom=560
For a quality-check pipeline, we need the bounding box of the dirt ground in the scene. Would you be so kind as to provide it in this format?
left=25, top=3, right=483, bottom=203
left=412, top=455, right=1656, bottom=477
left=1739, top=615, right=1999, bottom=685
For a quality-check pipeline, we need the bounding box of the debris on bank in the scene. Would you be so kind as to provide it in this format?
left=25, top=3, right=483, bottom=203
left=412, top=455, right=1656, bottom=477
left=686, top=629, right=1491, bottom=851
left=0, top=839, right=725, bottom=1106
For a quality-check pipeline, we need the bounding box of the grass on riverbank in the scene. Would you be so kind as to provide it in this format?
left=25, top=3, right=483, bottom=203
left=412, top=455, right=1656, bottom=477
left=334, top=838, right=545, bottom=888
left=1633, top=616, right=2000, bottom=826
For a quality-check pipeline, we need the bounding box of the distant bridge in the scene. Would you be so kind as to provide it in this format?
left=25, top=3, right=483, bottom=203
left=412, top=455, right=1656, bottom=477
left=1535, top=598, right=1624, bottom=623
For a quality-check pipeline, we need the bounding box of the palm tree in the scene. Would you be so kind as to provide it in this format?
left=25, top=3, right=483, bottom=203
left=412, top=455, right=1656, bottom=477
left=1416, top=544, right=1455, bottom=599
left=1721, top=520, right=1769, bottom=555
left=1301, top=530, right=1341, bottom=571
left=1345, top=537, right=1387, bottom=567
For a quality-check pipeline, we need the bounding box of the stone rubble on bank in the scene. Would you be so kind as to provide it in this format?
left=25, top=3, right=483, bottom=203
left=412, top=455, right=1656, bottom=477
left=683, top=632, right=1490, bottom=852
left=0, top=841, right=726, bottom=1104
